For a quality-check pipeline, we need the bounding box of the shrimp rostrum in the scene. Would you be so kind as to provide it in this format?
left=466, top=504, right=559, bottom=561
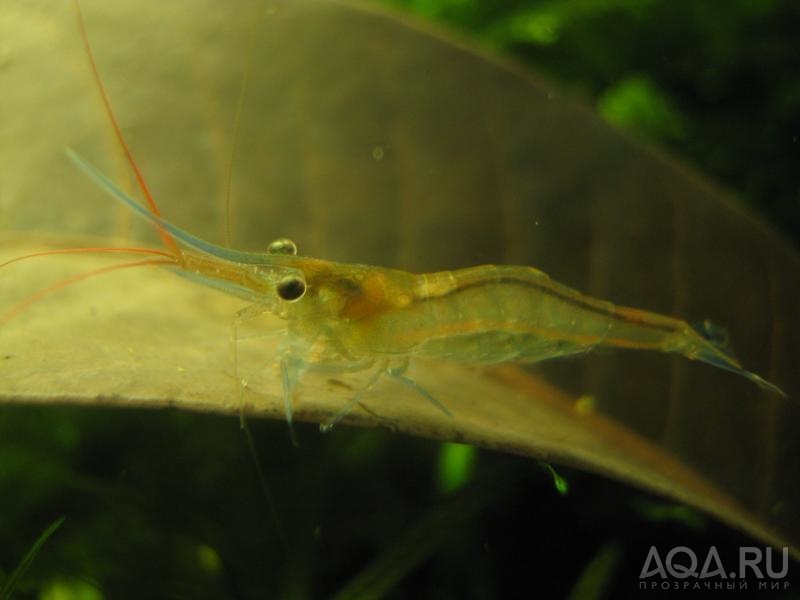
left=66, top=151, right=787, bottom=435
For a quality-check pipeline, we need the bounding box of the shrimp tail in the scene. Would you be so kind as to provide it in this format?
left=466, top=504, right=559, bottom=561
left=681, top=321, right=787, bottom=398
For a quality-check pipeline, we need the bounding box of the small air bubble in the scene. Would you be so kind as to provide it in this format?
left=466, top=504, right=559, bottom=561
left=371, top=145, right=385, bottom=161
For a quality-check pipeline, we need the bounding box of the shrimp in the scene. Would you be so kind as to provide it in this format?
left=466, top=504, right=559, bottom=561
left=4, top=0, right=787, bottom=441
left=66, top=149, right=788, bottom=431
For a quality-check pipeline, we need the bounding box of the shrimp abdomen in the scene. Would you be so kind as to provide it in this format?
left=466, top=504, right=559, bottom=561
left=381, top=265, right=618, bottom=362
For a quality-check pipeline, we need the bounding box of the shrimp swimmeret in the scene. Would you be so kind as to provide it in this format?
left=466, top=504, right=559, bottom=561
left=61, top=149, right=788, bottom=432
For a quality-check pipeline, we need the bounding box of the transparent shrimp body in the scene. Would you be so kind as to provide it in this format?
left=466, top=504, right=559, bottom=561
left=69, top=148, right=787, bottom=435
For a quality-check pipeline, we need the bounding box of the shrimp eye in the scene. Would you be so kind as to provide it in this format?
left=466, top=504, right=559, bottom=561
left=276, top=276, right=306, bottom=302
left=267, top=238, right=298, bottom=256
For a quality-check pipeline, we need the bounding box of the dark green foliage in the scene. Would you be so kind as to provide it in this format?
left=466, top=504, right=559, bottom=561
left=1, top=407, right=792, bottom=598
left=0, top=516, right=64, bottom=600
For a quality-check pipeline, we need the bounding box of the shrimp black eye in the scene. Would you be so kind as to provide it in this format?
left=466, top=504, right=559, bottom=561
left=277, top=276, right=306, bottom=301
left=267, top=238, right=298, bottom=256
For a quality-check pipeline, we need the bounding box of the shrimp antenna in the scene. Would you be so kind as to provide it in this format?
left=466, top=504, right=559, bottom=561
left=0, top=257, right=175, bottom=326
left=222, top=4, right=263, bottom=248
left=240, top=419, right=289, bottom=553
left=218, top=9, right=295, bottom=547
left=72, top=0, right=181, bottom=259
left=0, top=246, right=174, bottom=270
left=67, top=149, right=297, bottom=268
left=0, top=246, right=177, bottom=324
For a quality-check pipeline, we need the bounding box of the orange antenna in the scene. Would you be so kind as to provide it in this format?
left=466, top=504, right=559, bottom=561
left=0, top=257, right=176, bottom=326
left=0, top=246, right=174, bottom=270
left=72, top=0, right=181, bottom=259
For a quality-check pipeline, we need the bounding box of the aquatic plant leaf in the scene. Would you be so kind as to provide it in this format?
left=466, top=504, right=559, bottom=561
left=0, top=515, right=65, bottom=599
left=1, top=0, right=798, bottom=559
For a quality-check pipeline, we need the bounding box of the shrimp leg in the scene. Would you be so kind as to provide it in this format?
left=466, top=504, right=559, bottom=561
left=387, top=359, right=452, bottom=418
left=277, top=336, right=319, bottom=447
left=232, top=303, right=272, bottom=427
left=320, top=358, right=452, bottom=433
left=321, top=360, right=390, bottom=432
left=280, top=357, right=300, bottom=446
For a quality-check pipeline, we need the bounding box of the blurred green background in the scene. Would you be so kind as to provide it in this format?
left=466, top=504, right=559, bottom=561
left=1, top=0, right=798, bottom=598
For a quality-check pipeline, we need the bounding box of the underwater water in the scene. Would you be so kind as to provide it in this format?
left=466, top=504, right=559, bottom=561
left=1, top=0, right=798, bottom=598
